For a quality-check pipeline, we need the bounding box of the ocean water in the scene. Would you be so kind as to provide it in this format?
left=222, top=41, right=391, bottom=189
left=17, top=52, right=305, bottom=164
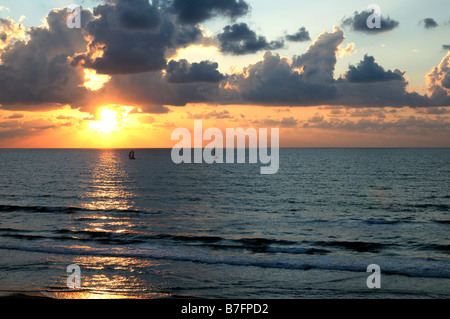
left=0, top=148, right=449, bottom=299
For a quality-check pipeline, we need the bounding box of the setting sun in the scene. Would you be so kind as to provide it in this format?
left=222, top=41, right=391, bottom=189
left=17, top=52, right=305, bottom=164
left=99, top=107, right=118, bottom=133
left=88, top=107, right=118, bottom=134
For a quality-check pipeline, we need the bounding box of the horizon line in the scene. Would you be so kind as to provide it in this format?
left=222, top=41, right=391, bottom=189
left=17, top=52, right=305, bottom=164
left=1, top=147, right=449, bottom=150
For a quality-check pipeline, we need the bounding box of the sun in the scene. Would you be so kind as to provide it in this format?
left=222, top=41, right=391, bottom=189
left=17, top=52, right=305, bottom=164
left=89, top=107, right=118, bottom=133
left=101, top=108, right=117, bottom=124
left=99, top=107, right=118, bottom=133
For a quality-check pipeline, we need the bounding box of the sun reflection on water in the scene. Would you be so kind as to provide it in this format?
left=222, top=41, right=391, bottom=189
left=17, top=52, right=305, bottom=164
left=44, top=256, right=170, bottom=299
left=81, top=150, right=136, bottom=211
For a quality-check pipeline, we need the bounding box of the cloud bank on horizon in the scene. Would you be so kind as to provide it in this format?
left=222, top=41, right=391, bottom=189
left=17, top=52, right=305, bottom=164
left=0, top=0, right=449, bottom=116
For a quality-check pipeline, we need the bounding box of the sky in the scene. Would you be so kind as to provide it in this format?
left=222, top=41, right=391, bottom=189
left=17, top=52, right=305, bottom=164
left=0, top=0, right=449, bottom=148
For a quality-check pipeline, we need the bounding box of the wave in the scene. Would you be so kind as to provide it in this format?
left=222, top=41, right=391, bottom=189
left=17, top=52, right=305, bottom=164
left=315, top=240, right=395, bottom=253
left=433, top=220, right=450, bottom=225
left=364, top=203, right=449, bottom=213
left=412, top=203, right=450, bottom=211
left=364, top=218, right=401, bottom=225
left=266, top=247, right=330, bottom=254
left=0, top=204, right=142, bottom=214
left=421, top=244, right=450, bottom=252
left=0, top=228, right=329, bottom=255
left=0, top=242, right=448, bottom=279
left=1, top=223, right=402, bottom=255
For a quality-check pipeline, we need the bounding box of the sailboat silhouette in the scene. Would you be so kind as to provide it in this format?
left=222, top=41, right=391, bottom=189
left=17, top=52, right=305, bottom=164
left=129, top=150, right=136, bottom=160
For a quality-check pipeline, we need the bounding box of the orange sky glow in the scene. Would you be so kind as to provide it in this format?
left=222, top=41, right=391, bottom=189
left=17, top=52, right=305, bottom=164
left=1, top=101, right=449, bottom=148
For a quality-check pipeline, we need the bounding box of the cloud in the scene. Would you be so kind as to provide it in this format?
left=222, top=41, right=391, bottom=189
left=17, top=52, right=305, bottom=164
left=186, top=109, right=234, bottom=120
left=416, top=107, right=450, bottom=115
left=279, top=117, right=299, bottom=128
left=221, top=27, right=430, bottom=108
left=169, top=0, right=250, bottom=24
left=0, top=6, right=9, bottom=12
left=338, top=42, right=356, bottom=58
left=154, top=121, right=177, bottom=128
left=0, top=8, right=93, bottom=111
left=342, top=10, right=399, bottom=34
left=347, top=108, right=387, bottom=118
left=285, top=27, right=310, bottom=42
left=303, top=114, right=450, bottom=134
left=5, top=113, right=24, bottom=119
left=217, top=23, right=284, bottom=55
left=56, top=115, right=74, bottom=120
left=336, top=64, right=428, bottom=108
left=292, top=26, right=345, bottom=83
left=138, top=115, right=155, bottom=124
left=115, top=0, right=162, bottom=30
left=420, top=18, right=438, bottom=29
left=343, top=55, right=403, bottom=83
left=166, top=59, right=225, bottom=83
left=71, top=0, right=205, bottom=75
left=0, top=120, right=19, bottom=128
left=0, top=118, right=59, bottom=139
left=252, top=117, right=298, bottom=128
left=94, top=69, right=221, bottom=112
left=0, top=17, right=26, bottom=51
left=223, top=51, right=337, bottom=105
left=426, top=51, right=450, bottom=106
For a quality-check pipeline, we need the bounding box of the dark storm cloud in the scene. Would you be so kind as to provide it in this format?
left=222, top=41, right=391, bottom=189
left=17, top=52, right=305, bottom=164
left=169, top=0, right=249, bottom=24
left=71, top=0, right=204, bottom=75
left=166, top=59, right=225, bottom=83
left=342, top=10, right=399, bottom=34
left=0, top=8, right=93, bottom=111
left=420, top=18, right=438, bottom=29
left=217, top=23, right=284, bottom=55
left=285, top=27, right=310, bottom=42
left=343, top=55, right=403, bottom=83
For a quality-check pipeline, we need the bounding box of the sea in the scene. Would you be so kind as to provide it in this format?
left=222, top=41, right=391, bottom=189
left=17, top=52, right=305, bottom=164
left=0, top=148, right=448, bottom=299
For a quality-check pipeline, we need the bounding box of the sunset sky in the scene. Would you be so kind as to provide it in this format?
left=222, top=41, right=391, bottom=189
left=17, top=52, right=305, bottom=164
left=0, top=0, right=449, bottom=148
